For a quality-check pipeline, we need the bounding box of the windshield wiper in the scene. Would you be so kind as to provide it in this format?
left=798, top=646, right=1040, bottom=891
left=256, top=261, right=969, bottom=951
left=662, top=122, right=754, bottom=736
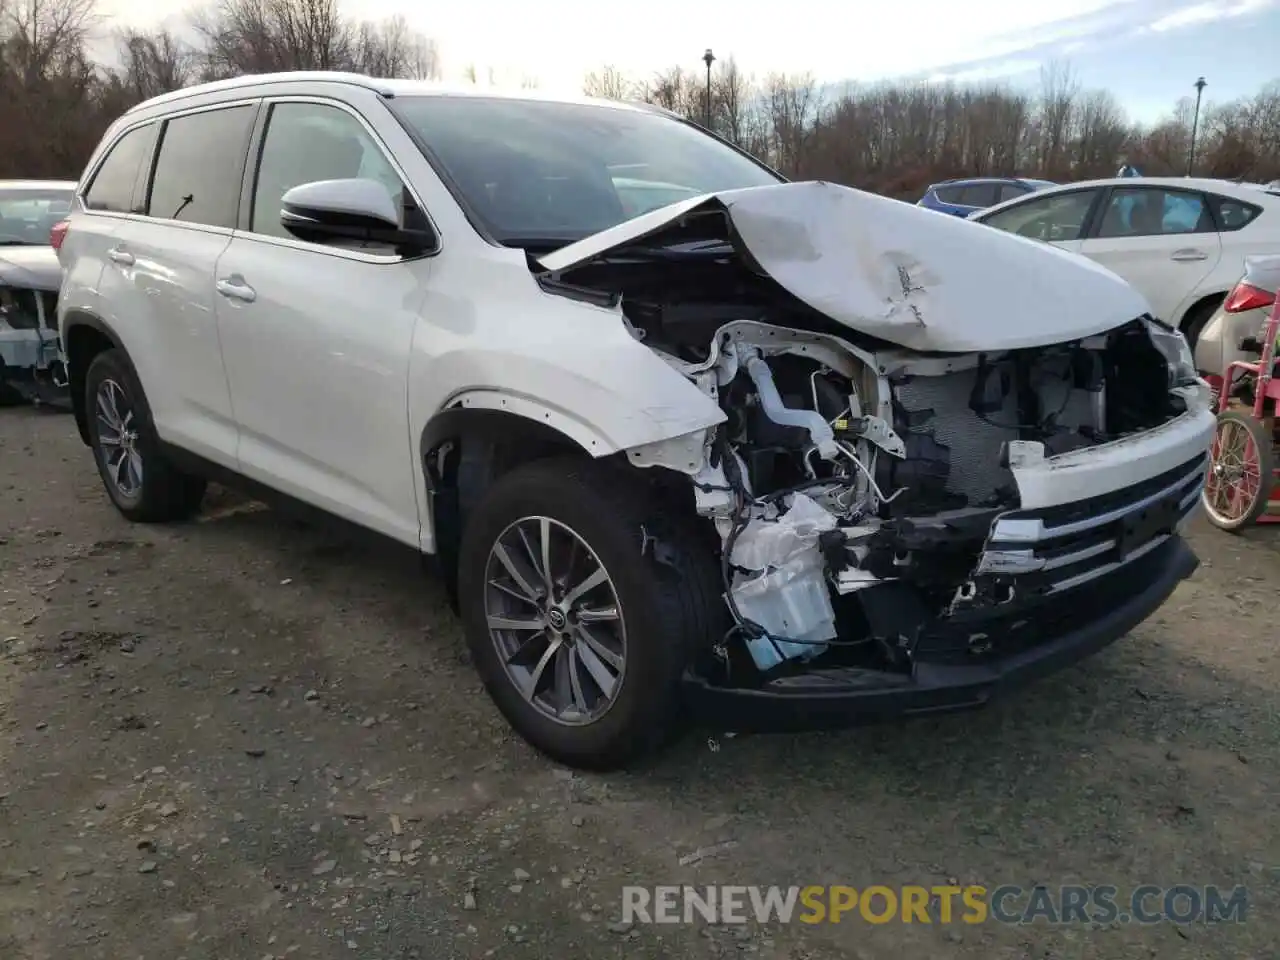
left=0, top=240, right=35, bottom=247
left=598, top=239, right=733, bottom=263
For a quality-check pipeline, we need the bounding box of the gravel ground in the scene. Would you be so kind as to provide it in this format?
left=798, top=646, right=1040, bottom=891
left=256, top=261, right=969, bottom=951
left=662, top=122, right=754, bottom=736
left=0, top=404, right=1277, bottom=959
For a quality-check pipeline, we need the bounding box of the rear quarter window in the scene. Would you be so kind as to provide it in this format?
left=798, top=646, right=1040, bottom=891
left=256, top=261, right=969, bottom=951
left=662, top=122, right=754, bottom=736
left=84, top=123, right=159, bottom=214
left=1210, top=194, right=1263, bottom=231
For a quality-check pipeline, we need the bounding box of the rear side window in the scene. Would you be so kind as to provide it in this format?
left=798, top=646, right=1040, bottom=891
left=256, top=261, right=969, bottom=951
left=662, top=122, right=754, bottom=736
left=997, top=183, right=1030, bottom=203
left=146, top=104, right=257, bottom=229
left=957, top=183, right=999, bottom=207
left=84, top=123, right=158, bottom=214
left=933, top=185, right=964, bottom=204
left=1096, top=187, right=1213, bottom=238
left=1210, top=195, right=1262, bottom=231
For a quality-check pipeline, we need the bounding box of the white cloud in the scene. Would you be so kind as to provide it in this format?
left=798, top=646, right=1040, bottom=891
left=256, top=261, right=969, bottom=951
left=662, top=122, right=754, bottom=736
left=927, top=58, right=1043, bottom=83
left=1149, top=0, right=1275, bottom=32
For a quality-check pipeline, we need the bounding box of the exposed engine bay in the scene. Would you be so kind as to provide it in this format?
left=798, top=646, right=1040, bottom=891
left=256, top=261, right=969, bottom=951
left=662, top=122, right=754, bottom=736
left=622, top=310, right=1193, bottom=679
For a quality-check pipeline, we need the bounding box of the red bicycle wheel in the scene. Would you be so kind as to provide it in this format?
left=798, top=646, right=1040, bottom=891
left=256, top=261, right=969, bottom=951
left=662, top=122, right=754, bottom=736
left=1202, top=410, right=1276, bottom=532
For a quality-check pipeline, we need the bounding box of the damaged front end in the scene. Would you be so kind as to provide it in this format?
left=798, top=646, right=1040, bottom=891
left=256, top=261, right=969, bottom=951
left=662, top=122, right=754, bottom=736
left=536, top=181, right=1214, bottom=728
left=0, top=248, right=69, bottom=408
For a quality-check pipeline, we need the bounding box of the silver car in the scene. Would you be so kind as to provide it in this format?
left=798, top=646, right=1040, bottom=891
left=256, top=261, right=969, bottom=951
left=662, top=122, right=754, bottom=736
left=1194, top=255, right=1280, bottom=376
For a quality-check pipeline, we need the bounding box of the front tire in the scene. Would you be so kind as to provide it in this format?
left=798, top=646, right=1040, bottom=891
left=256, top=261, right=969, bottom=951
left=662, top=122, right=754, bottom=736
left=84, top=349, right=206, bottom=522
left=456, top=457, right=723, bottom=770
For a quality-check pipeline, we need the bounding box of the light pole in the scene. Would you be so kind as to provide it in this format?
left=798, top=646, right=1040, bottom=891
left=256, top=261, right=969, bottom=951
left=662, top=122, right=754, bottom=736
left=1187, top=76, right=1207, bottom=176
left=702, top=48, right=716, bottom=129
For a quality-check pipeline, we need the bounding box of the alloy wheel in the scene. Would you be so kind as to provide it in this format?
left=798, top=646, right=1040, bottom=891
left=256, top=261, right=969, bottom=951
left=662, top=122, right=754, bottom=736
left=483, top=516, right=626, bottom=726
left=95, top=378, right=143, bottom=500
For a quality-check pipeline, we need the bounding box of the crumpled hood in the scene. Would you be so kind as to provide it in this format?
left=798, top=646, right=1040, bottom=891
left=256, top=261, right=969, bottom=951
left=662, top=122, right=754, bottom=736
left=0, top=245, right=61, bottom=292
left=538, top=181, right=1151, bottom=353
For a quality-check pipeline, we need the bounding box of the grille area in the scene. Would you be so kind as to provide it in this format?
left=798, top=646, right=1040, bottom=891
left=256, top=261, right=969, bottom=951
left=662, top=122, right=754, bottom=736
left=975, top=451, right=1207, bottom=594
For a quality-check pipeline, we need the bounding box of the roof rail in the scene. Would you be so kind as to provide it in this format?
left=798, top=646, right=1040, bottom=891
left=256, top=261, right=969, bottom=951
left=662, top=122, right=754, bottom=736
left=125, top=71, right=395, bottom=116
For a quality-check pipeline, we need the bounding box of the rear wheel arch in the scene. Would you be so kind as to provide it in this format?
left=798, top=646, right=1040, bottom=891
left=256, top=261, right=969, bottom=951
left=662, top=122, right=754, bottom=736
left=64, top=312, right=130, bottom=445
left=1177, top=291, right=1228, bottom=349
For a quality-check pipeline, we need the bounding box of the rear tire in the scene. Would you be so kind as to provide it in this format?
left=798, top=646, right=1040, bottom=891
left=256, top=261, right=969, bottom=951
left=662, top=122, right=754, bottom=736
left=84, top=349, right=206, bottom=522
left=456, top=457, right=723, bottom=771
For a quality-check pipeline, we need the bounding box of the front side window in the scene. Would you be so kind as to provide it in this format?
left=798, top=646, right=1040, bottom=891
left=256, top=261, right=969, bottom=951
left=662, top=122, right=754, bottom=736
left=0, top=188, right=75, bottom=245
left=250, top=101, right=406, bottom=241
left=980, top=189, right=1100, bottom=242
left=389, top=96, right=781, bottom=246
left=84, top=123, right=158, bottom=215
left=147, top=104, right=257, bottom=229
left=1096, top=188, right=1212, bottom=238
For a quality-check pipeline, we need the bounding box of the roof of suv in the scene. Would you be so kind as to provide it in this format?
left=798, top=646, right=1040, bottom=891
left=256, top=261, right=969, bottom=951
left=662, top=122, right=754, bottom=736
left=123, top=71, right=666, bottom=119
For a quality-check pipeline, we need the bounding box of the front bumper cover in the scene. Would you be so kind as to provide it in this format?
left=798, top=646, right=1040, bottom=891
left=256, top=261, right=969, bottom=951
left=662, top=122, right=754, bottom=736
left=682, top=535, right=1198, bottom=732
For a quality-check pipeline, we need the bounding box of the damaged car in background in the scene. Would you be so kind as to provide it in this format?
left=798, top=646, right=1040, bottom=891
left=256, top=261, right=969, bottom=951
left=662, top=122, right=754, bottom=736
left=0, top=180, right=74, bottom=408
left=59, top=79, right=1215, bottom=772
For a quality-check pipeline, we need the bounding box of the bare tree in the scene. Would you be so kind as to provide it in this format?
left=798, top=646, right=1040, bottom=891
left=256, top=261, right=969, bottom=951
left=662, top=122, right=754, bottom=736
left=353, top=14, right=438, bottom=80
left=583, top=65, right=636, bottom=101
left=1036, top=60, right=1078, bottom=177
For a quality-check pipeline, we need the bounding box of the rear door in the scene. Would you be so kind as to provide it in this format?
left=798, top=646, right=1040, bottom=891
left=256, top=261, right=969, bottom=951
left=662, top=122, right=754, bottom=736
left=95, top=101, right=259, bottom=465
left=1077, top=186, right=1221, bottom=324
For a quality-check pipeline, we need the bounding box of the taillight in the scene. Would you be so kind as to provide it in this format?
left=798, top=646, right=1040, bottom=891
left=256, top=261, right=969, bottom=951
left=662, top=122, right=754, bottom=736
left=1223, top=281, right=1275, bottom=313
left=50, top=219, right=69, bottom=253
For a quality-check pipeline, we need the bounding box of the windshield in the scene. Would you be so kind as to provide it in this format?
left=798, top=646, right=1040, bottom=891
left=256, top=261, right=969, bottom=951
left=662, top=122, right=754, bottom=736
left=0, top=188, right=73, bottom=246
left=389, top=96, right=782, bottom=246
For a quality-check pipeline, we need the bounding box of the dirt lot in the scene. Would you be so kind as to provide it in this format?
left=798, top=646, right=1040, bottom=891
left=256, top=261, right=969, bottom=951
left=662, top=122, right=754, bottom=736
left=0, top=405, right=1277, bottom=959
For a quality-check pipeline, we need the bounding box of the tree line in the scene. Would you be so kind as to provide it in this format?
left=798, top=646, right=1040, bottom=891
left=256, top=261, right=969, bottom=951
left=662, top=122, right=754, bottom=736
left=0, top=0, right=440, bottom=180
left=3, top=0, right=1278, bottom=201
left=585, top=60, right=1280, bottom=198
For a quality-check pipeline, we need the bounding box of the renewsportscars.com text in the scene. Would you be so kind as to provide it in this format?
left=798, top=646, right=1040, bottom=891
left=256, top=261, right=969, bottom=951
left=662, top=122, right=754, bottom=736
left=621, top=884, right=1248, bottom=926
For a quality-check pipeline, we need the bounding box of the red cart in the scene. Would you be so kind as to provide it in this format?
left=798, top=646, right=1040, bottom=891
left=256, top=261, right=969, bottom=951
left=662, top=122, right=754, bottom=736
left=1202, top=269, right=1280, bottom=531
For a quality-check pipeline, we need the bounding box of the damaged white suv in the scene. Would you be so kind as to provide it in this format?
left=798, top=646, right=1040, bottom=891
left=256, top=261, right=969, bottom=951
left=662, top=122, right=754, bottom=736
left=58, top=73, right=1215, bottom=769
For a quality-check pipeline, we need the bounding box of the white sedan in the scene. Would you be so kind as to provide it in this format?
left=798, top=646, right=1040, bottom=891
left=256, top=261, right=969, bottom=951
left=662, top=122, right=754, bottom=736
left=969, top=177, right=1280, bottom=349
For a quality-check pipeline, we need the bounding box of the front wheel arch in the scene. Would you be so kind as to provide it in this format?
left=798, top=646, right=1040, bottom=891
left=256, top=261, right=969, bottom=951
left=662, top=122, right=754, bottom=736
left=421, top=406, right=595, bottom=609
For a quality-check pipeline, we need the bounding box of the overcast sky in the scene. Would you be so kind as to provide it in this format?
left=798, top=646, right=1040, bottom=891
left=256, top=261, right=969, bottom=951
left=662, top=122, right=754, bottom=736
left=90, top=0, right=1280, bottom=124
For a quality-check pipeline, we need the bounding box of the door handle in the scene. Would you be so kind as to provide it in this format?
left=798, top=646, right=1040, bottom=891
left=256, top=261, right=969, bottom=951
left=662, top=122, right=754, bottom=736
left=1170, top=249, right=1208, bottom=262
left=107, top=247, right=134, bottom=266
left=215, top=276, right=256, bottom=303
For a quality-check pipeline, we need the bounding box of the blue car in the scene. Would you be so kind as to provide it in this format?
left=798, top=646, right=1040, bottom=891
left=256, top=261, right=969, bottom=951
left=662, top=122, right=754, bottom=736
left=918, top=177, right=1056, bottom=217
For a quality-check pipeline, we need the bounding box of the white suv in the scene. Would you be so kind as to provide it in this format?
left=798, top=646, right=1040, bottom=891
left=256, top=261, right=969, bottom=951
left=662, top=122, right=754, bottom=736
left=58, top=72, right=1215, bottom=770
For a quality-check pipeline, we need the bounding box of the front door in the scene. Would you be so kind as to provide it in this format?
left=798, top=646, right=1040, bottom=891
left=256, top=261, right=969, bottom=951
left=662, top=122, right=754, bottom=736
left=212, top=98, right=430, bottom=546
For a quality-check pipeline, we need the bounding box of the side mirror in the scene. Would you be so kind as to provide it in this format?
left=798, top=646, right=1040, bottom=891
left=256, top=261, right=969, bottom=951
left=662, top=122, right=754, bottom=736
left=279, top=178, right=436, bottom=254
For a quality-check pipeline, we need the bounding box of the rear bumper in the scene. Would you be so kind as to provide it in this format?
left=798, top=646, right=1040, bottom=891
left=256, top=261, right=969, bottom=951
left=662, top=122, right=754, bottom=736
left=682, top=536, right=1198, bottom=732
